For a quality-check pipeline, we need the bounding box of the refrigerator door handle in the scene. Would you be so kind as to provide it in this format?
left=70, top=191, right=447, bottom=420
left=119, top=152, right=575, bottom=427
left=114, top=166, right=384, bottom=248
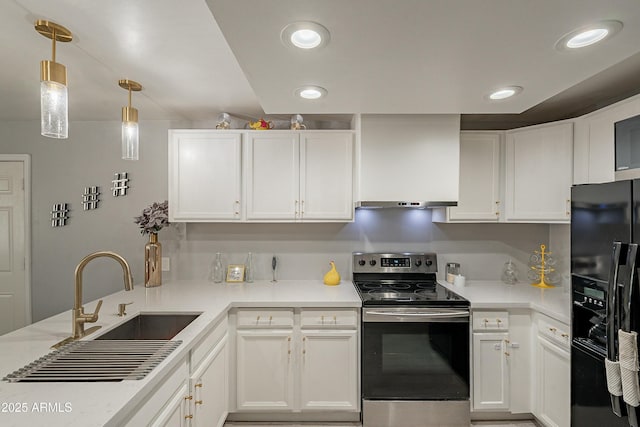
left=622, top=243, right=639, bottom=427
left=607, top=241, right=625, bottom=417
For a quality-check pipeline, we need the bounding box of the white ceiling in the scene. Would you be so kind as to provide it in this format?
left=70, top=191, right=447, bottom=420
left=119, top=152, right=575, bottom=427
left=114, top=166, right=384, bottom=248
left=2, top=0, right=640, bottom=123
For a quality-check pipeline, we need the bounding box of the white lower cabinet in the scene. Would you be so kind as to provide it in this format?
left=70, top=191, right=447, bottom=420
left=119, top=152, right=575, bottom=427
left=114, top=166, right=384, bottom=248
left=534, top=314, right=570, bottom=427
left=152, top=382, right=190, bottom=427
left=236, top=329, right=295, bottom=410
left=473, top=332, right=510, bottom=410
left=232, top=307, right=360, bottom=418
left=299, top=329, right=358, bottom=410
left=472, top=310, right=531, bottom=414
left=190, top=334, right=228, bottom=427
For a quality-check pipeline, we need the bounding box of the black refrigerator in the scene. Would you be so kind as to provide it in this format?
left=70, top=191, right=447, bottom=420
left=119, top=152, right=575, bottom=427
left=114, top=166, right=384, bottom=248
left=571, top=179, right=640, bottom=427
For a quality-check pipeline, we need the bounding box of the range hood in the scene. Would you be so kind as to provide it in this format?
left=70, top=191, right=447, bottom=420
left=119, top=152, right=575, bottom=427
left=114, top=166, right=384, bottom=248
left=357, top=114, right=460, bottom=209
left=355, top=201, right=457, bottom=209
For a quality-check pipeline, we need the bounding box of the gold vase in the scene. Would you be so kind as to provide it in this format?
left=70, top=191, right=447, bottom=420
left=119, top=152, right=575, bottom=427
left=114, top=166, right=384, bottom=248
left=145, top=232, right=162, bottom=287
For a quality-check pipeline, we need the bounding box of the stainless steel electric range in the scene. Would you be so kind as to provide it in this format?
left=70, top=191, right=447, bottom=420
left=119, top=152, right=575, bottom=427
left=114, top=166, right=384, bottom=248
left=353, top=252, right=470, bottom=427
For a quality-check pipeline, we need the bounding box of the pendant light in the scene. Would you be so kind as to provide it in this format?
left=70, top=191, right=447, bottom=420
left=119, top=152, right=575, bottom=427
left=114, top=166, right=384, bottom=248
left=118, top=79, right=142, bottom=160
left=35, top=20, right=72, bottom=139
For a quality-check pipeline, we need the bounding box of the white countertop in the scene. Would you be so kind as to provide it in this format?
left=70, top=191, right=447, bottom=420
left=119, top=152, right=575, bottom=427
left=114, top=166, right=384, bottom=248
left=0, top=280, right=361, bottom=427
left=439, top=279, right=571, bottom=324
left=0, top=278, right=570, bottom=426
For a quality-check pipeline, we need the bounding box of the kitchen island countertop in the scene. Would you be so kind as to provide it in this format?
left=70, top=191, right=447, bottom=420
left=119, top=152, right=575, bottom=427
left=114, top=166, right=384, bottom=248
left=0, top=280, right=361, bottom=427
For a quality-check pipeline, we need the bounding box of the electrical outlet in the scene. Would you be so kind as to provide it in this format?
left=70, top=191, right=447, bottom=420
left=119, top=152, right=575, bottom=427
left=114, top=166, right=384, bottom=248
left=162, top=257, right=170, bottom=271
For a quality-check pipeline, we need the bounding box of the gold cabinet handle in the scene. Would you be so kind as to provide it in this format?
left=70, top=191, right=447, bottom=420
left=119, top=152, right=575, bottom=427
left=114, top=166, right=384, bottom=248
left=301, top=200, right=304, bottom=216
left=505, top=351, right=510, bottom=357
left=495, top=200, right=500, bottom=216
left=561, top=333, right=569, bottom=338
left=185, top=395, right=193, bottom=401
left=295, top=200, right=299, bottom=217
left=194, top=383, right=203, bottom=388
left=195, top=400, right=203, bottom=405
left=185, top=414, right=193, bottom=419
left=549, top=327, right=557, bottom=333
left=566, top=199, right=571, bottom=216
left=287, top=336, right=292, bottom=355
left=235, top=200, right=240, bottom=215
left=302, top=336, right=306, bottom=355
left=333, top=315, right=337, bottom=324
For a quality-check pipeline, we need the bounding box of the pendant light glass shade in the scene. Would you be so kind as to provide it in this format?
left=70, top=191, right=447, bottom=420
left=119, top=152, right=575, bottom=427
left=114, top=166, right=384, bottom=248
left=40, top=80, right=68, bottom=138
left=119, top=80, right=142, bottom=161
left=122, top=114, right=139, bottom=160
left=34, top=20, right=72, bottom=139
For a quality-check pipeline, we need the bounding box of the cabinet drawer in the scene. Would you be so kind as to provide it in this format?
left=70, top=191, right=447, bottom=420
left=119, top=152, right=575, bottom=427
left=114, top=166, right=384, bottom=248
left=300, top=308, right=358, bottom=329
left=191, top=316, right=227, bottom=373
left=473, top=311, right=509, bottom=331
left=538, top=317, right=570, bottom=350
left=236, top=308, right=294, bottom=328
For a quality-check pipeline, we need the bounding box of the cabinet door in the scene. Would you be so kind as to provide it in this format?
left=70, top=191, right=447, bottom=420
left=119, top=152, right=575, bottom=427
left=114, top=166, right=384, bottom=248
left=536, top=337, right=570, bottom=427
left=505, top=123, right=573, bottom=222
left=472, top=332, right=509, bottom=411
left=169, top=130, right=242, bottom=221
left=150, top=382, right=190, bottom=427
left=300, top=132, right=354, bottom=221
left=191, top=335, right=228, bottom=427
left=299, top=330, right=359, bottom=411
left=236, top=329, right=294, bottom=410
left=448, top=132, right=501, bottom=221
left=245, top=133, right=299, bottom=220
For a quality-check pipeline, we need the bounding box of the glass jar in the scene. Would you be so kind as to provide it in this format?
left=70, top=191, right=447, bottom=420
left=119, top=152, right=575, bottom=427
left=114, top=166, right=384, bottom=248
left=446, top=262, right=460, bottom=284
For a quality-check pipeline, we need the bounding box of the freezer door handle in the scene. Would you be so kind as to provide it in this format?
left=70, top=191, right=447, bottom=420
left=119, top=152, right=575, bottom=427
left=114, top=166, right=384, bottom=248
left=606, top=241, right=625, bottom=417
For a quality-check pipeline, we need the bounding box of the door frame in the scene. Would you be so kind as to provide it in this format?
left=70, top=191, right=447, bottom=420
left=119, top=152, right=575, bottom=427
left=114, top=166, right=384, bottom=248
left=0, top=154, right=31, bottom=325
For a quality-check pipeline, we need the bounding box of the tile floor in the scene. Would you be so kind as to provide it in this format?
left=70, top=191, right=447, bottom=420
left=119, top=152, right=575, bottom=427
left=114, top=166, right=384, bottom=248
left=225, top=421, right=539, bottom=427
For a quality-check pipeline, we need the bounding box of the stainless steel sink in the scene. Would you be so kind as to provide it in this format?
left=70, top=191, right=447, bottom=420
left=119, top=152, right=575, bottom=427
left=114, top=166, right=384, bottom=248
left=95, top=313, right=201, bottom=340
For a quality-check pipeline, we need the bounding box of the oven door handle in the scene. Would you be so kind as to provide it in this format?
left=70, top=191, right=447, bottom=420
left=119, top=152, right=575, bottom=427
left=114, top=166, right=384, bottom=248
left=363, top=310, right=470, bottom=322
left=365, top=310, right=469, bottom=317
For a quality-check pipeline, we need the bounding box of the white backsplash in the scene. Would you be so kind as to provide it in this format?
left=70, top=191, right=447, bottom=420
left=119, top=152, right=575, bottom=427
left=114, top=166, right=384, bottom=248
left=163, top=209, right=563, bottom=286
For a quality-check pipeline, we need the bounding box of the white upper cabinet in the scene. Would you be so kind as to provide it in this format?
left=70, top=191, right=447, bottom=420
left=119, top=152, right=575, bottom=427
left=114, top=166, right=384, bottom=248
left=433, top=132, right=501, bottom=222
left=245, top=131, right=354, bottom=222
left=169, top=130, right=242, bottom=222
left=359, top=114, right=460, bottom=203
left=245, top=132, right=300, bottom=220
left=300, top=132, right=353, bottom=220
left=169, top=129, right=354, bottom=223
left=504, top=122, right=573, bottom=223
left=573, top=95, right=640, bottom=184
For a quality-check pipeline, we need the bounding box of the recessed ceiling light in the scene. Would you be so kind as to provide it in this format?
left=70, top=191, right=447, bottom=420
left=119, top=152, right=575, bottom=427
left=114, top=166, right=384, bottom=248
left=295, top=86, right=327, bottom=99
left=281, top=22, right=330, bottom=50
left=556, top=20, right=623, bottom=50
left=488, top=86, right=523, bottom=100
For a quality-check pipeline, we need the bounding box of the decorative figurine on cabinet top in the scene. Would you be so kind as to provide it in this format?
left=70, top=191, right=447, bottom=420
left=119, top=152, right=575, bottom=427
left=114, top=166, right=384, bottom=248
left=248, top=118, right=274, bottom=130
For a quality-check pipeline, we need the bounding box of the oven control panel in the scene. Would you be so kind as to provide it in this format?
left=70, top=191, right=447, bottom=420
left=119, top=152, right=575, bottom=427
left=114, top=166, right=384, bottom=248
left=353, top=252, right=438, bottom=273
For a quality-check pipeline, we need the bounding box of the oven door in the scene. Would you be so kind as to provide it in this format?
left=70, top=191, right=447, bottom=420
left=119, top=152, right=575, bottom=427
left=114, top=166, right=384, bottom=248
left=362, top=307, right=470, bottom=400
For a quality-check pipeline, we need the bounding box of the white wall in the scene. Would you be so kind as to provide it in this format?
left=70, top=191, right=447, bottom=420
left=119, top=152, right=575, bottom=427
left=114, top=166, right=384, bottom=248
left=1, top=120, right=559, bottom=322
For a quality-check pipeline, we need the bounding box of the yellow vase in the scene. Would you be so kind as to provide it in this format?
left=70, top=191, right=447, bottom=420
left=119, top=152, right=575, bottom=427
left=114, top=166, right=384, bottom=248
left=323, top=261, right=341, bottom=286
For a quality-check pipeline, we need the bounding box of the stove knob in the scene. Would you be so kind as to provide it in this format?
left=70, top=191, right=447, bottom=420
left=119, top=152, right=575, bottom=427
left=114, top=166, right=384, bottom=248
left=369, top=260, right=377, bottom=266
left=425, top=259, right=433, bottom=266
left=358, top=259, right=366, bottom=266
left=415, top=260, right=422, bottom=267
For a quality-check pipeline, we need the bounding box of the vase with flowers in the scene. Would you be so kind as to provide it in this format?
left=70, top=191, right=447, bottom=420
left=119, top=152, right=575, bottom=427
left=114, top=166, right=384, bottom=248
left=134, top=200, right=169, bottom=287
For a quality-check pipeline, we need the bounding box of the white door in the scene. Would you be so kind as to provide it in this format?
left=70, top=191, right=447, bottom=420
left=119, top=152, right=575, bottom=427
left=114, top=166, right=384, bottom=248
left=236, top=329, right=294, bottom=410
left=504, top=123, right=573, bottom=222
left=0, top=160, right=27, bottom=335
left=536, top=337, right=570, bottom=427
left=245, top=133, right=299, bottom=220
left=472, top=332, right=510, bottom=410
left=300, top=132, right=354, bottom=221
left=299, top=330, right=358, bottom=411
left=449, top=132, right=501, bottom=221
left=191, top=337, right=228, bottom=427
left=168, top=130, right=242, bottom=221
